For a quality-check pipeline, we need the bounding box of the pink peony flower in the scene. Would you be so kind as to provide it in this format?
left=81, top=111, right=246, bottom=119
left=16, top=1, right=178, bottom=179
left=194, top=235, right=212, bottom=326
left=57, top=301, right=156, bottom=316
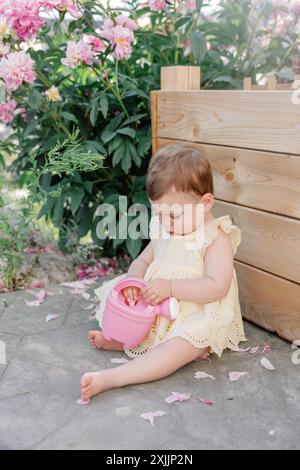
left=6, top=0, right=45, bottom=41
left=37, top=0, right=81, bottom=18
left=0, top=98, right=16, bottom=123
left=14, top=106, right=28, bottom=120
left=110, top=25, right=134, bottom=60
left=291, top=1, right=300, bottom=16
left=115, top=14, right=138, bottom=31
left=0, top=50, right=36, bottom=91
left=61, top=40, right=94, bottom=68
left=149, top=0, right=168, bottom=12
left=0, top=41, right=9, bottom=57
left=101, top=24, right=134, bottom=60
left=186, top=0, right=196, bottom=9
left=0, top=14, right=11, bottom=40
left=83, top=34, right=106, bottom=53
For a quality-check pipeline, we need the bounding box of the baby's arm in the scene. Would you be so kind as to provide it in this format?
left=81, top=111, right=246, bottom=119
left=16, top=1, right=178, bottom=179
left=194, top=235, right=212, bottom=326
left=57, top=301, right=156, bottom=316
left=122, top=241, right=155, bottom=302
left=169, top=230, right=234, bottom=304
left=141, top=230, right=234, bottom=305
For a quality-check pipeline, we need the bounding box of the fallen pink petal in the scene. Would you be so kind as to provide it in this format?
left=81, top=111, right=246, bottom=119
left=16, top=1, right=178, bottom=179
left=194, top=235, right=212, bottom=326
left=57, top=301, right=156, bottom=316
left=198, top=398, right=215, bottom=405
left=228, top=371, right=248, bottom=382
left=260, top=357, right=276, bottom=371
left=25, top=299, right=42, bottom=307
left=194, top=371, right=216, bottom=380
left=83, top=304, right=96, bottom=311
left=140, top=411, right=167, bottom=427
left=81, top=291, right=91, bottom=300
left=165, top=392, right=192, bottom=404
left=61, top=279, right=96, bottom=289
left=233, top=346, right=250, bottom=352
left=263, top=345, right=271, bottom=353
left=45, top=314, right=60, bottom=322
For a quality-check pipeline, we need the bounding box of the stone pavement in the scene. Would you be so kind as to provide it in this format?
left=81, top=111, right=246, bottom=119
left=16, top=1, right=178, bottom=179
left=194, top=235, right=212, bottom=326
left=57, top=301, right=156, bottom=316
left=0, top=281, right=299, bottom=450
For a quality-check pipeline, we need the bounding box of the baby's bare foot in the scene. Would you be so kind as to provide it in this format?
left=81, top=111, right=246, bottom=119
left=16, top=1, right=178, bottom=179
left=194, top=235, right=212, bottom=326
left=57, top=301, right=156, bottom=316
left=80, top=370, right=117, bottom=400
left=88, top=330, right=124, bottom=351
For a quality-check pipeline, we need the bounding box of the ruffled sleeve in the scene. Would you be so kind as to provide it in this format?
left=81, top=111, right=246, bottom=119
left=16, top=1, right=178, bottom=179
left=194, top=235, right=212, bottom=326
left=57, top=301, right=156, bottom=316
left=201, top=215, right=241, bottom=257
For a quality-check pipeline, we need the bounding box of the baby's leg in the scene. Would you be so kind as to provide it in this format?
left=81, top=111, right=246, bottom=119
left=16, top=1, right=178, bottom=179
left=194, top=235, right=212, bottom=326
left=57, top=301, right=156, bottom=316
left=88, top=330, right=124, bottom=351
left=80, top=337, right=208, bottom=400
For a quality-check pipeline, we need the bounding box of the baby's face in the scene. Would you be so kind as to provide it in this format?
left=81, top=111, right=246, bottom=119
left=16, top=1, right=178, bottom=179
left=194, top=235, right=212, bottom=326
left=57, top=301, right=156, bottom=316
left=150, top=190, right=206, bottom=236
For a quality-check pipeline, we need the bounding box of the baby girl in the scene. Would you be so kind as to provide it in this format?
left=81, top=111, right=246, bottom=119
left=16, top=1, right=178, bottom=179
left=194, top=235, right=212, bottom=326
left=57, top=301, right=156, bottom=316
left=80, top=143, right=247, bottom=400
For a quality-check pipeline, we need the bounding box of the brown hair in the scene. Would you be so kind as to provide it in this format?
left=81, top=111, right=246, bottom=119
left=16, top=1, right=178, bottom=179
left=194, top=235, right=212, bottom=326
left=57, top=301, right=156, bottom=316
left=146, top=143, right=214, bottom=201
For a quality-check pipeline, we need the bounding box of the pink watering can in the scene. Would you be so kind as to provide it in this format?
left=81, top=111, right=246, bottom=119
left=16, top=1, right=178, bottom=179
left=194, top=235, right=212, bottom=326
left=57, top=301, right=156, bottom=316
left=101, top=276, right=179, bottom=349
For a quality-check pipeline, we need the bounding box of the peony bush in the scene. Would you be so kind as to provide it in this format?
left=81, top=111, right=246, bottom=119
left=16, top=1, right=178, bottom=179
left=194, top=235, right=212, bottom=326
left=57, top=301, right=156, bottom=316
left=0, top=0, right=298, bottom=262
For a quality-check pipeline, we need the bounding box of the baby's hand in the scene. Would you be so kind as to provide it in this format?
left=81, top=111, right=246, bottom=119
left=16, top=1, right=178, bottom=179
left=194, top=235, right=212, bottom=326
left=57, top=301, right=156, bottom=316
left=122, top=285, right=140, bottom=306
left=141, top=279, right=172, bottom=305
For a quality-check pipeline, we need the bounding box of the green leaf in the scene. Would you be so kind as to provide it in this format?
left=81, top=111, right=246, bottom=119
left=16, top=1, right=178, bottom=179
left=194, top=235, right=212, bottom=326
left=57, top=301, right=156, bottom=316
left=38, top=196, right=55, bottom=219
left=70, top=187, right=85, bottom=214
left=126, top=237, right=142, bottom=258
left=83, top=181, right=93, bottom=194
left=61, top=112, right=78, bottom=124
left=85, top=140, right=107, bottom=155
left=175, top=16, right=192, bottom=29
left=121, top=149, right=132, bottom=174
left=196, top=0, right=204, bottom=12
left=99, top=93, right=108, bottom=119
left=108, top=113, right=124, bottom=132
left=102, top=129, right=117, bottom=144
left=122, top=113, right=147, bottom=126
left=90, top=100, right=99, bottom=126
left=112, top=146, right=124, bottom=167
left=190, top=31, right=207, bottom=64
left=117, top=127, right=136, bottom=139
left=0, top=82, right=5, bottom=103
left=53, top=194, right=66, bottom=226
left=27, top=90, right=42, bottom=110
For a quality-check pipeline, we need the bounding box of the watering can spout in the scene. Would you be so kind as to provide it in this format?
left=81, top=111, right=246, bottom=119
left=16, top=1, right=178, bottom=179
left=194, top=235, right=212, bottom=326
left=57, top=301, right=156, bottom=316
left=159, top=297, right=179, bottom=320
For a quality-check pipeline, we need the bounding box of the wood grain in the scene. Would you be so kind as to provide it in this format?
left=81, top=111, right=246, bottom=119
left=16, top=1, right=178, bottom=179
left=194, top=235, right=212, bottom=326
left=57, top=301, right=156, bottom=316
left=157, top=138, right=300, bottom=218
left=213, top=200, right=300, bottom=284
left=235, top=261, right=300, bottom=343
left=156, top=91, right=300, bottom=154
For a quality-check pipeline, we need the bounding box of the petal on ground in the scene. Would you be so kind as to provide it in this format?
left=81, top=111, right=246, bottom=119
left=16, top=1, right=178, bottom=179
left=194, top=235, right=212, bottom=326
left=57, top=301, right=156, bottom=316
left=141, top=411, right=167, bottom=427
left=260, top=357, right=276, bottom=371
left=194, top=371, right=216, bottom=380
left=45, top=314, right=60, bottom=322
left=165, top=392, right=192, bottom=404
left=228, top=371, right=248, bottom=382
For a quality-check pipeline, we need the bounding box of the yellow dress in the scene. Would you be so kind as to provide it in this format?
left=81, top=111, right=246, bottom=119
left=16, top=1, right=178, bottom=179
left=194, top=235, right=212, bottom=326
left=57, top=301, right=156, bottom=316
left=94, top=214, right=247, bottom=358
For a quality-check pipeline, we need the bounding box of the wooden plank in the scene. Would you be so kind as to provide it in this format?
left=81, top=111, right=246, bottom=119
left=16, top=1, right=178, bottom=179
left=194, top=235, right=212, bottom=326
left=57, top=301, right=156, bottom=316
left=161, top=66, right=200, bottom=91
left=151, top=90, right=158, bottom=156
left=156, top=91, right=300, bottom=154
left=235, top=261, right=300, bottom=343
left=213, top=200, right=300, bottom=284
left=157, top=138, right=300, bottom=218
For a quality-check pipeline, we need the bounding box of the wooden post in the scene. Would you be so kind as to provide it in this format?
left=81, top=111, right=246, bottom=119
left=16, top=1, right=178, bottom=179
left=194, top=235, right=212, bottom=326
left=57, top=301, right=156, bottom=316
left=267, top=75, right=277, bottom=90
left=160, top=65, right=201, bottom=91
left=151, top=66, right=201, bottom=157
left=243, top=77, right=252, bottom=90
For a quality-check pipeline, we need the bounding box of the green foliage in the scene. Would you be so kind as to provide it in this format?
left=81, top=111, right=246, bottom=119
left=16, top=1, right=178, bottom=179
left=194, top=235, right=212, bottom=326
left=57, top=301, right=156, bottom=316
left=1, top=0, right=298, bottom=262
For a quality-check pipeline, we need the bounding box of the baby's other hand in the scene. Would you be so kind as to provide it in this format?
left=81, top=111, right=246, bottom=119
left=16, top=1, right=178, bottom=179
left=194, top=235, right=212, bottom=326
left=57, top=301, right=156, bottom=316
left=141, top=279, right=172, bottom=305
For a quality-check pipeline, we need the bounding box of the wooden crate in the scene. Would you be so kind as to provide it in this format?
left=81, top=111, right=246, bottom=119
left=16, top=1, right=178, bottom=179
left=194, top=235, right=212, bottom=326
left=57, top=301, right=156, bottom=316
left=151, top=66, right=300, bottom=343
